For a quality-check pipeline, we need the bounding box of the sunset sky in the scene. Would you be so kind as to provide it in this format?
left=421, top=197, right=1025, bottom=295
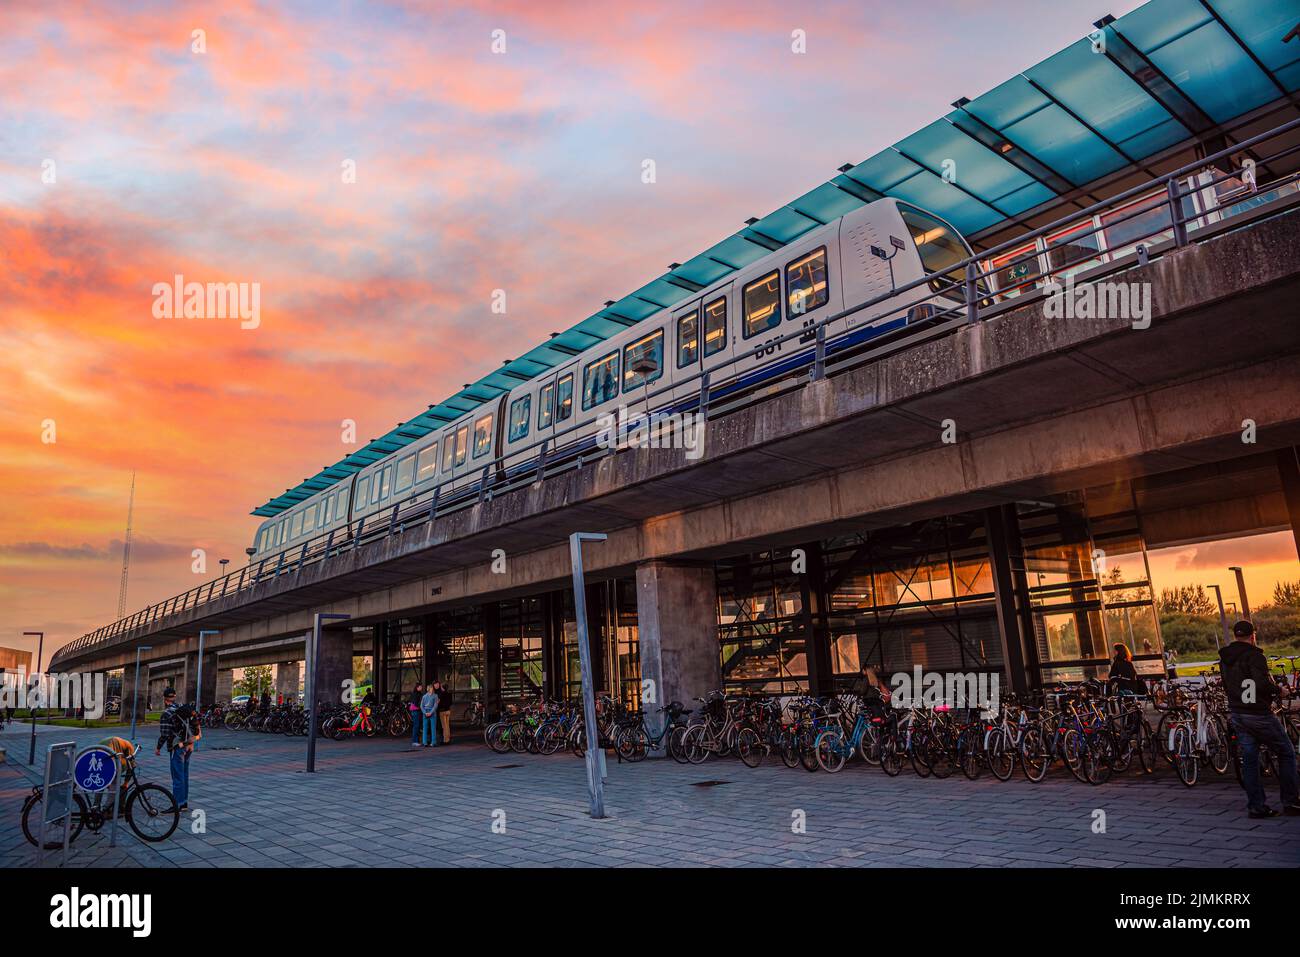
left=11, top=0, right=1294, bottom=664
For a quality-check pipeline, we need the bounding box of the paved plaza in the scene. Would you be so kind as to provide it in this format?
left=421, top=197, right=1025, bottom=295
left=2, top=721, right=1297, bottom=869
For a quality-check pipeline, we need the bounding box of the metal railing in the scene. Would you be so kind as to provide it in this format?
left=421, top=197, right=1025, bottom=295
left=51, top=115, right=1300, bottom=667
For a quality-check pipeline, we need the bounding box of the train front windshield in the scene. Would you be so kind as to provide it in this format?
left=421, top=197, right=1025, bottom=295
left=899, top=205, right=972, bottom=303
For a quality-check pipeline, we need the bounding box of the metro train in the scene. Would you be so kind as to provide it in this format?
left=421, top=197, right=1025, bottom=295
left=249, top=197, right=975, bottom=558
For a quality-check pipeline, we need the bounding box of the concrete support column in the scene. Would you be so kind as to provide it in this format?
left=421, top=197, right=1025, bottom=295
left=275, top=661, right=300, bottom=702
left=1279, top=446, right=1300, bottom=563
left=986, top=505, right=1037, bottom=696
left=181, top=651, right=219, bottom=707
left=635, top=560, right=720, bottom=754
left=483, top=604, right=502, bottom=720
left=314, top=627, right=353, bottom=712
left=214, top=668, right=233, bottom=704
left=120, top=665, right=148, bottom=727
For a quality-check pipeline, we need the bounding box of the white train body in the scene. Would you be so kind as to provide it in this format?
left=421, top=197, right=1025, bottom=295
left=251, top=197, right=973, bottom=558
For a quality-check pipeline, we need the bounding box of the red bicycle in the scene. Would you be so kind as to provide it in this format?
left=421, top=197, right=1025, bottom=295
left=323, top=704, right=376, bottom=740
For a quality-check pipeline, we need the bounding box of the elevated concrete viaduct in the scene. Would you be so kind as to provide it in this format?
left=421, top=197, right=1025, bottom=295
left=55, top=206, right=1300, bottom=710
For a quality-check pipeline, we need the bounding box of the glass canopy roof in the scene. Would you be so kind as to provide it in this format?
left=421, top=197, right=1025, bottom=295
left=253, top=0, right=1300, bottom=517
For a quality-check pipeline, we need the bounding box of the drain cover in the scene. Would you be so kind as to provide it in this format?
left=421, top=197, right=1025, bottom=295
left=207, top=746, right=240, bottom=751
left=691, top=780, right=730, bottom=787
left=494, top=764, right=523, bottom=769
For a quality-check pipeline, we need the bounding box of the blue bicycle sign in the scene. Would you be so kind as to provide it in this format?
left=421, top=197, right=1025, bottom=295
left=73, top=747, right=118, bottom=793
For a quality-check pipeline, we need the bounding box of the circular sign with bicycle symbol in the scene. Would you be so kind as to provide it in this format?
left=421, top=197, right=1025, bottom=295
left=73, top=747, right=118, bottom=794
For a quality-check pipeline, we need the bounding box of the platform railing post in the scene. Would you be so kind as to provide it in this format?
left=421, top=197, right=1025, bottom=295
left=1167, top=178, right=1187, bottom=247
left=965, top=261, right=979, bottom=323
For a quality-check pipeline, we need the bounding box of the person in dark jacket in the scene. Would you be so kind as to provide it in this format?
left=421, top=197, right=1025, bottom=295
left=1107, top=643, right=1146, bottom=695
left=1219, top=620, right=1299, bottom=818
left=407, top=683, right=424, bottom=748
left=435, top=680, right=453, bottom=745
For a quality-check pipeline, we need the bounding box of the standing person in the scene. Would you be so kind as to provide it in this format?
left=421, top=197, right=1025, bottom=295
left=435, top=680, right=453, bottom=746
left=850, top=664, right=892, bottom=715
left=154, top=688, right=195, bottom=812
left=1219, top=620, right=1299, bottom=818
left=407, top=683, right=424, bottom=748
left=1107, top=643, right=1145, bottom=695
left=420, top=684, right=439, bottom=748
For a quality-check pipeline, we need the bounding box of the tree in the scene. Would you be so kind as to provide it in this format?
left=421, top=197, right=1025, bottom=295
left=1271, top=579, right=1300, bottom=608
left=1157, top=584, right=1215, bottom=616
left=233, top=665, right=273, bottom=699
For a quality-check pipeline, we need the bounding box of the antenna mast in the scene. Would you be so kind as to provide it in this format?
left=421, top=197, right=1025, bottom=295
left=117, top=471, right=136, bottom=619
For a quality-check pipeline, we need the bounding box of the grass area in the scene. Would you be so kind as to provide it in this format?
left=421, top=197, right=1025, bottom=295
left=4, top=710, right=162, bottom=728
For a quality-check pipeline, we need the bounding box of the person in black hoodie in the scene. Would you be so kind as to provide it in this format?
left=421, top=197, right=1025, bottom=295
left=407, top=683, right=424, bottom=748
left=1106, top=643, right=1146, bottom=695
left=1219, top=620, right=1299, bottom=818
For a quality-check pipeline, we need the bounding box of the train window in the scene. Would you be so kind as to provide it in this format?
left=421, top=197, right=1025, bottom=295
left=442, top=432, right=456, bottom=471
left=291, top=512, right=304, bottom=539
left=395, top=454, right=415, bottom=493
left=786, top=247, right=829, bottom=317
left=623, top=330, right=664, bottom=392
left=677, top=310, right=699, bottom=367
left=556, top=374, right=574, bottom=422
left=899, top=205, right=970, bottom=302
left=416, top=445, right=437, bottom=484
left=337, top=486, right=349, bottom=519
left=743, top=272, right=781, bottom=338
left=509, top=395, right=531, bottom=442
left=704, top=297, right=727, bottom=357
left=277, top=519, right=286, bottom=546
left=582, top=351, right=620, bottom=410
left=473, top=414, right=493, bottom=458
left=356, top=476, right=370, bottom=508
left=303, top=505, right=317, bottom=534
left=538, top=383, right=555, bottom=429
left=454, top=425, right=469, bottom=466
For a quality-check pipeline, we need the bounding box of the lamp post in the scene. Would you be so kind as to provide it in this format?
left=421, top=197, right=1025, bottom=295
left=218, top=558, right=229, bottom=578
left=23, top=631, right=43, bottom=766
left=569, top=531, right=608, bottom=818
left=1206, top=584, right=1231, bottom=649
left=130, top=645, right=153, bottom=742
left=306, top=613, right=351, bottom=773
left=1228, top=566, right=1251, bottom=621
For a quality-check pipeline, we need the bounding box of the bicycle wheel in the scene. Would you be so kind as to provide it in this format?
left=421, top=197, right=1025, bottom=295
left=1171, top=726, right=1198, bottom=786
left=1136, top=720, right=1157, bottom=774
left=815, top=730, right=847, bottom=773
left=1084, top=732, right=1115, bottom=786
left=779, top=730, right=800, bottom=769
left=126, top=784, right=180, bottom=842
left=485, top=722, right=511, bottom=754
left=879, top=734, right=903, bottom=776
left=1207, top=716, right=1230, bottom=775
left=22, top=791, right=88, bottom=848
left=1063, top=730, right=1089, bottom=783
left=798, top=730, right=820, bottom=772
left=858, top=725, right=883, bottom=766
left=957, top=729, right=982, bottom=781
left=987, top=728, right=1015, bottom=781
left=617, top=725, right=649, bottom=762
left=909, top=736, right=933, bottom=778
left=668, top=725, right=691, bottom=764
left=1020, top=727, right=1048, bottom=783
left=736, top=728, right=764, bottom=768
left=683, top=725, right=710, bottom=765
